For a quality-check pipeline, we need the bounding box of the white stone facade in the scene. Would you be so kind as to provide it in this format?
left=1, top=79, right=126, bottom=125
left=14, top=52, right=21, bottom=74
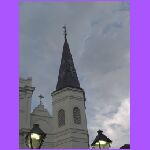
left=19, top=78, right=89, bottom=148
left=19, top=77, right=35, bottom=148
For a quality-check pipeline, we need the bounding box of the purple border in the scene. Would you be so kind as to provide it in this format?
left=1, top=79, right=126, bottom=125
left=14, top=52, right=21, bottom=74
left=20, top=0, right=129, bottom=2
left=130, top=0, right=150, bottom=150
left=1, top=0, right=149, bottom=149
left=0, top=0, right=19, bottom=149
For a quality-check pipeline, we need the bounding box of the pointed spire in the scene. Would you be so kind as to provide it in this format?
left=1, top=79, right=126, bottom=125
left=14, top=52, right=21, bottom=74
left=56, top=27, right=80, bottom=91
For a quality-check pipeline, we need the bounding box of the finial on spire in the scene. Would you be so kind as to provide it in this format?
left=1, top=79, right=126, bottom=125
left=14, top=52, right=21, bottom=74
left=63, top=25, right=67, bottom=40
left=38, top=94, right=44, bottom=105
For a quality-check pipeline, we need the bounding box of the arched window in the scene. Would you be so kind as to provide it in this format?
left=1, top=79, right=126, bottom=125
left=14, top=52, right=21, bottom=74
left=73, top=107, right=81, bottom=124
left=58, top=109, right=65, bottom=127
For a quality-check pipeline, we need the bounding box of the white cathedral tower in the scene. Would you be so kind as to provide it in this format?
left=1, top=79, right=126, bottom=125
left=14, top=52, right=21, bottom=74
left=19, top=27, right=89, bottom=148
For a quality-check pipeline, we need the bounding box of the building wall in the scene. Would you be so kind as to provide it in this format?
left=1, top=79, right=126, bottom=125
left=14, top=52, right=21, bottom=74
left=51, top=87, right=89, bottom=148
left=19, top=79, right=89, bottom=148
left=19, top=77, right=35, bottom=148
left=30, top=104, right=55, bottom=148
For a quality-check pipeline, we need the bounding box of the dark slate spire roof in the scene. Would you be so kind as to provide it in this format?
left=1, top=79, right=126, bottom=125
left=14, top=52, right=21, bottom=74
left=56, top=27, right=80, bottom=91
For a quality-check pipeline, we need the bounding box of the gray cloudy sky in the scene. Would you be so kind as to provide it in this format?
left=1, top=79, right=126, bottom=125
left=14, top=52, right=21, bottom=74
left=20, top=2, right=130, bottom=148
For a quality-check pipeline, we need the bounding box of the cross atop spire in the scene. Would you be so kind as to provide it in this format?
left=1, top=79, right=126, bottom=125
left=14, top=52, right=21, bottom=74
left=63, top=25, right=67, bottom=41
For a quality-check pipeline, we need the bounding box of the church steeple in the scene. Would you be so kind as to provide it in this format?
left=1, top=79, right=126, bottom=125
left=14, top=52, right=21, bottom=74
left=56, top=26, right=80, bottom=91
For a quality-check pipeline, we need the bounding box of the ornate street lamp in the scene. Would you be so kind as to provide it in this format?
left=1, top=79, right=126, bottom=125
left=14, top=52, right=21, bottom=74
left=25, top=124, right=46, bottom=149
left=91, top=130, right=112, bottom=149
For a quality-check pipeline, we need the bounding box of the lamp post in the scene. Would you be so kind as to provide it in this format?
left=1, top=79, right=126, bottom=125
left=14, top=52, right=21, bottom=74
left=91, top=130, right=112, bottom=149
left=25, top=124, right=46, bottom=149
